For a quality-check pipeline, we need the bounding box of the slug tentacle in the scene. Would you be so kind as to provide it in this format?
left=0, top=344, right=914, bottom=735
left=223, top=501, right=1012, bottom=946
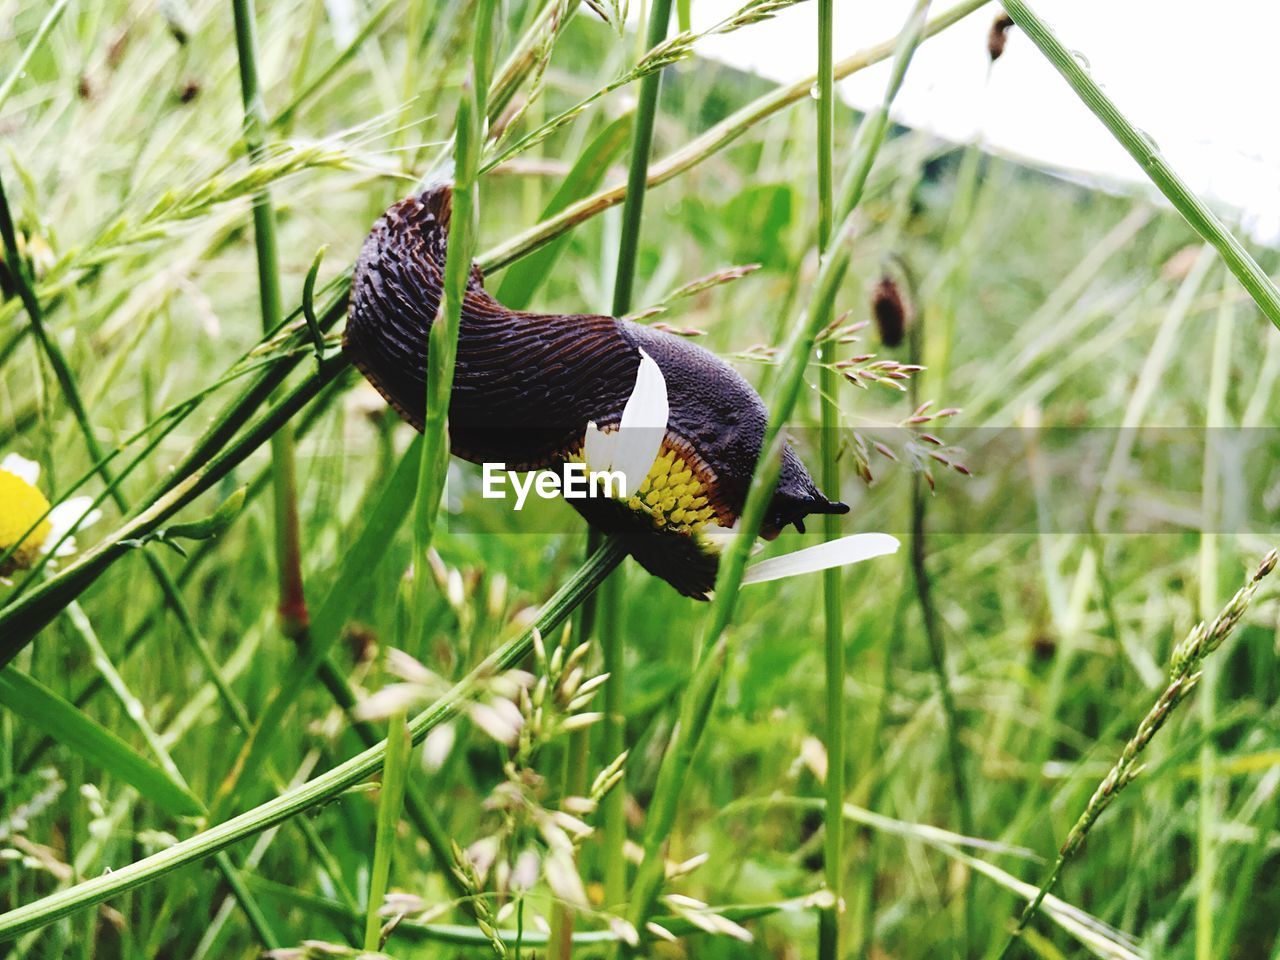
left=344, top=185, right=849, bottom=599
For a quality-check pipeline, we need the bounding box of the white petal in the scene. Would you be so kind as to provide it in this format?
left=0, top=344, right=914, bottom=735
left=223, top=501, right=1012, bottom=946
left=618, top=350, right=669, bottom=433
left=741, top=533, right=900, bottom=585
left=44, top=498, right=102, bottom=549
left=612, top=349, right=669, bottom=496
left=421, top=722, right=456, bottom=772
left=698, top=520, right=740, bottom=554
left=1, top=453, right=40, bottom=485
left=353, top=683, right=427, bottom=721
left=583, top=420, right=614, bottom=474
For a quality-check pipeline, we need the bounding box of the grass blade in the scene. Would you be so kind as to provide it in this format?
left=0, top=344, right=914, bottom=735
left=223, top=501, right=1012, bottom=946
left=0, top=668, right=204, bottom=820
left=0, top=0, right=71, bottom=112
left=364, top=713, right=412, bottom=951
left=496, top=111, right=635, bottom=309
left=1000, top=552, right=1278, bottom=954
left=410, top=0, right=496, bottom=649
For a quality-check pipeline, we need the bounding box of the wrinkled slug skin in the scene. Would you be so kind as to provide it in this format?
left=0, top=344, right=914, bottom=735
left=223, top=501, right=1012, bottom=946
left=344, top=185, right=847, bottom=599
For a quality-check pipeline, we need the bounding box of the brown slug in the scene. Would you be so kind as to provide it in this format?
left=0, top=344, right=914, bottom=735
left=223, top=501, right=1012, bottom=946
left=344, top=185, right=847, bottom=599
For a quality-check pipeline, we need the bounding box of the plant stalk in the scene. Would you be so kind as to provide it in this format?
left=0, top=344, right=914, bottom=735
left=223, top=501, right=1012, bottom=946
left=1000, top=0, right=1280, bottom=333
left=585, top=3, right=675, bottom=955
left=815, top=1, right=846, bottom=958
left=231, top=0, right=309, bottom=638
left=999, top=551, right=1277, bottom=954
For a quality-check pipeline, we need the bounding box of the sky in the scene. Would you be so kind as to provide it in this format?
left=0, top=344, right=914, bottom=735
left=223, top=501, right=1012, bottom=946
left=684, top=0, right=1280, bottom=245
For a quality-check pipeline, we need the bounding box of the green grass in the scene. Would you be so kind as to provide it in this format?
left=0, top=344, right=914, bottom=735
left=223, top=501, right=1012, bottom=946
left=3, top=1, right=1280, bottom=958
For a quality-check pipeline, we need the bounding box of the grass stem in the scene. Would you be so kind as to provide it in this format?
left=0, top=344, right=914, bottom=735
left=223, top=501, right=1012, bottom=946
left=231, top=0, right=309, bottom=638
left=1000, top=0, right=1280, bottom=333
left=1196, top=268, right=1234, bottom=960
left=365, top=712, right=411, bottom=950
left=814, top=2, right=847, bottom=958
left=600, top=1, right=675, bottom=949
left=411, top=0, right=496, bottom=645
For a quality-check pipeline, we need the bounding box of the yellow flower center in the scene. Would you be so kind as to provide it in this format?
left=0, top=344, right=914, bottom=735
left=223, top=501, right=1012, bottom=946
left=0, top=469, right=52, bottom=573
left=627, top=448, right=716, bottom=532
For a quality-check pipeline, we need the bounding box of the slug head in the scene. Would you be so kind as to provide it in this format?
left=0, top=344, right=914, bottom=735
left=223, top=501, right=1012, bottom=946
left=759, top=444, right=849, bottom=539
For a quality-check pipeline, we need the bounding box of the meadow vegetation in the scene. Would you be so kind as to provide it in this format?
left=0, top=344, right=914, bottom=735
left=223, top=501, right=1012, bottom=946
left=2, top=1, right=1280, bottom=958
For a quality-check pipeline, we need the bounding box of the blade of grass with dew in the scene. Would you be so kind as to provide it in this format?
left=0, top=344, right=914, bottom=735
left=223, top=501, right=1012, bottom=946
left=0, top=669, right=204, bottom=820
left=0, top=537, right=626, bottom=940
left=365, top=713, right=411, bottom=951
left=623, top=3, right=935, bottom=945
left=1000, top=0, right=1280, bottom=333
left=814, top=1, right=846, bottom=957
left=0, top=0, right=71, bottom=112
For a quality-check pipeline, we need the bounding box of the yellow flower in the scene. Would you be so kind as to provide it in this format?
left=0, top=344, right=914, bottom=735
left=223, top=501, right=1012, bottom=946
left=0, top=454, right=101, bottom=577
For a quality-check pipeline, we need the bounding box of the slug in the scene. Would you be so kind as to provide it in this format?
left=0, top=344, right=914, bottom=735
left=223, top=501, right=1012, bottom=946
left=344, top=185, right=847, bottom=599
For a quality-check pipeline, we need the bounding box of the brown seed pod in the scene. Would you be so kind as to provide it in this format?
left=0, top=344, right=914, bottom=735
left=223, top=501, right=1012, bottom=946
left=344, top=185, right=847, bottom=599
left=988, top=11, right=1016, bottom=62
left=871, top=274, right=908, bottom=348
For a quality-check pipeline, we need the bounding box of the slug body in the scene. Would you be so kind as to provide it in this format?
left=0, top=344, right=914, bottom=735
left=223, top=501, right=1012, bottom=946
left=344, top=186, right=847, bottom=598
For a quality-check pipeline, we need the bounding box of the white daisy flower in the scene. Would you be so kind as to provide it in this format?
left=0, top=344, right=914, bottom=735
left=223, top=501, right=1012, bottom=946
left=0, top=453, right=103, bottom=577
left=578, top=354, right=899, bottom=588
